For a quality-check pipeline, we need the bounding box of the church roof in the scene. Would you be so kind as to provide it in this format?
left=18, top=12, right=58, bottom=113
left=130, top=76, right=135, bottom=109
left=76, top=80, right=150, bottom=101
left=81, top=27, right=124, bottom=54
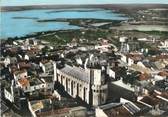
left=60, top=65, right=90, bottom=83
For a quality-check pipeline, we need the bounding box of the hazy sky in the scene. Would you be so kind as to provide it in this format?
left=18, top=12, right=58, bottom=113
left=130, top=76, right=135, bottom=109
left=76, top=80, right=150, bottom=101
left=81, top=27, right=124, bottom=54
left=1, top=0, right=168, bottom=6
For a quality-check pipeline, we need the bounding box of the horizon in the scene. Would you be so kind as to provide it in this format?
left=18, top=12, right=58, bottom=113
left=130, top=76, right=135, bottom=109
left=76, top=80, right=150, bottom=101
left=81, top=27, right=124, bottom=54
left=1, top=0, right=168, bottom=6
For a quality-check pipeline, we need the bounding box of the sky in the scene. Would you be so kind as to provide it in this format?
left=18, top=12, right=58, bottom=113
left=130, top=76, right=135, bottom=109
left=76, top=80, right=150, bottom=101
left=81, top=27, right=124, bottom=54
left=1, top=0, right=168, bottom=6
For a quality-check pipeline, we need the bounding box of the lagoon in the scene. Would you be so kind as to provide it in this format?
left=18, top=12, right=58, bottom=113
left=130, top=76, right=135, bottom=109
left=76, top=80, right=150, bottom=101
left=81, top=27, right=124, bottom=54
left=1, top=8, right=128, bottom=39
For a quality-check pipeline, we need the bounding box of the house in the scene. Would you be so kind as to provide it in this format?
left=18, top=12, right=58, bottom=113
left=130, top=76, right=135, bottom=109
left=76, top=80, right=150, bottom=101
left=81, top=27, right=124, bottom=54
left=127, top=53, right=143, bottom=66
left=29, top=38, right=38, bottom=46
left=17, top=76, right=46, bottom=93
left=39, top=60, right=53, bottom=74
left=147, top=55, right=168, bottom=62
left=154, top=78, right=168, bottom=91
left=4, top=57, right=10, bottom=67
left=26, top=47, right=40, bottom=58
left=154, top=60, right=168, bottom=69
left=28, top=97, right=87, bottom=117
left=9, top=57, right=17, bottom=64
left=9, top=64, right=18, bottom=74
left=138, top=95, right=160, bottom=108
left=6, top=47, right=19, bottom=55
left=129, top=63, right=151, bottom=74
left=107, top=66, right=124, bottom=80
left=164, top=40, right=168, bottom=47
left=142, top=61, right=157, bottom=70
left=13, top=69, right=28, bottom=80
left=4, top=80, right=15, bottom=103
left=95, top=100, right=141, bottom=117
left=67, top=38, right=78, bottom=47
left=112, top=78, right=135, bottom=92
left=120, top=54, right=127, bottom=63
left=40, top=73, right=54, bottom=91
left=137, top=91, right=168, bottom=116
left=107, top=67, right=115, bottom=79
left=120, top=52, right=143, bottom=66
left=158, top=40, right=168, bottom=49
left=24, top=54, right=30, bottom=60
left=4, top=87, right=14, bottom=103
left=95, top=44, right=110, bottom=52
left=153, top=71, right=168, bottom=84
left=154, top=90, right=168, bottom=102
left=24, top=38, right=38, bottom=46
left=17, top=62, right=32, bottom=69
left=138, top=73, right=151, bottom=82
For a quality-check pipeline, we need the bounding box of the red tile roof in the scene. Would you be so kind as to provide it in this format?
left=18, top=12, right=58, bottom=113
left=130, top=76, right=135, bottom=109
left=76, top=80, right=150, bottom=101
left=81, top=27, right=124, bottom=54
left=158, top=71, right=168, bottom=77
left=140, top=96, right=160, bottom=106
left=138, top=73, right=150, bottom=81
left=18, top=78, right=29, bottom=87
left=127, top=53, right=143, bottom=61
left=27, top=47, right=40, bottom=54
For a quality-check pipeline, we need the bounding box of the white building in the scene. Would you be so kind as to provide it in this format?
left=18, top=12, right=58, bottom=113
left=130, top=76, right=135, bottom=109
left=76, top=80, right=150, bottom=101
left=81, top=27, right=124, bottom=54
left=4, top=57, right=10, bottom=67
left=39, top=60, right=53, bottom=74
left=4, top=88, right=14, bottom=103
left=4, top=80, right=15, bottom=103
left=107, top=66, right=115, bottom=79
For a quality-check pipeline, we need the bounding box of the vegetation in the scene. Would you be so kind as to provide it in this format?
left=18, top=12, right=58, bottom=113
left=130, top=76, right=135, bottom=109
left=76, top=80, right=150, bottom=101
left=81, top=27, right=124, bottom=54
left=122, top=71, right=140, bottom=86
left=37, top=18, right=121, bottom=28
left=134, top=30, right=168, bottom=40
left=142, top=31, right=168, bottom=37
left=36, top=29, right=111, bottom=45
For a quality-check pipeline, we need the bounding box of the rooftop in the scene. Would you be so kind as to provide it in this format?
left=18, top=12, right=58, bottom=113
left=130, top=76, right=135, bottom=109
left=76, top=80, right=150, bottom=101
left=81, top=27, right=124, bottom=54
left=36, top=107, right=70, bottom=117
left=60, top=64, right=90, bottom=82
left=18, top=78, right=29, bottom=87
left=40, top=73, right=53, bottom=83
left=161, top=93, right=168, bottom=100
left=147, top=55, right=168, bottom=62
left=158, top=92, right=168, bottom=99
left=9, top=64, right=18, bottom=73
left=140, top=96, right=160, bottom=106
left=127, top=53, right=144, bottom=61
left=138, top=73, right=151, bottom=81
left=13, top=69, right=27, bottom=76
left=0, top=101, right=9, bottom=114
left=158, top=71, right=168, bottom=77
left=18, top=62, right=31, bottom=69
left=18, top=76, right=44, bottom=88
left=29, top=77, right=44, bottom=86
left=104, top=105, right=132, bottom=117
left=40, top=59, right=50, bottom=64
left=29, top=97, right=80, bottom=116
left=99, top=103, right=122, bottom=110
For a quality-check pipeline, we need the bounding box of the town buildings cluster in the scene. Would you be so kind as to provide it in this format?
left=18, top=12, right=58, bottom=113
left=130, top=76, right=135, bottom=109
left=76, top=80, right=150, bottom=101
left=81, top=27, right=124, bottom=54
left=0, top=35, right=168, bottom=117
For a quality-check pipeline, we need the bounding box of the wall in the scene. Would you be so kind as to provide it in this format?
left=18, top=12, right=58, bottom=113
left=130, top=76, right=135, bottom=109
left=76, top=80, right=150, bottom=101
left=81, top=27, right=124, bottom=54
left=92, top=84, right=108, bottom=106
left=4, top=89, right=14, bottom=103
left=56, top=69, right=90, bottom=104
left=24, top=83, right=46, bottom=93
left=95, top=108, right=108, bottom=117
left=128, top=58, right=134, bottom=66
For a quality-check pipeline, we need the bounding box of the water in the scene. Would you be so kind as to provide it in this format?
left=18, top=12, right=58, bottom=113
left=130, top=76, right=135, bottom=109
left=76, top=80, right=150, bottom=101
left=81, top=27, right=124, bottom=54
left=1, top=8, right=128, bottom=39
